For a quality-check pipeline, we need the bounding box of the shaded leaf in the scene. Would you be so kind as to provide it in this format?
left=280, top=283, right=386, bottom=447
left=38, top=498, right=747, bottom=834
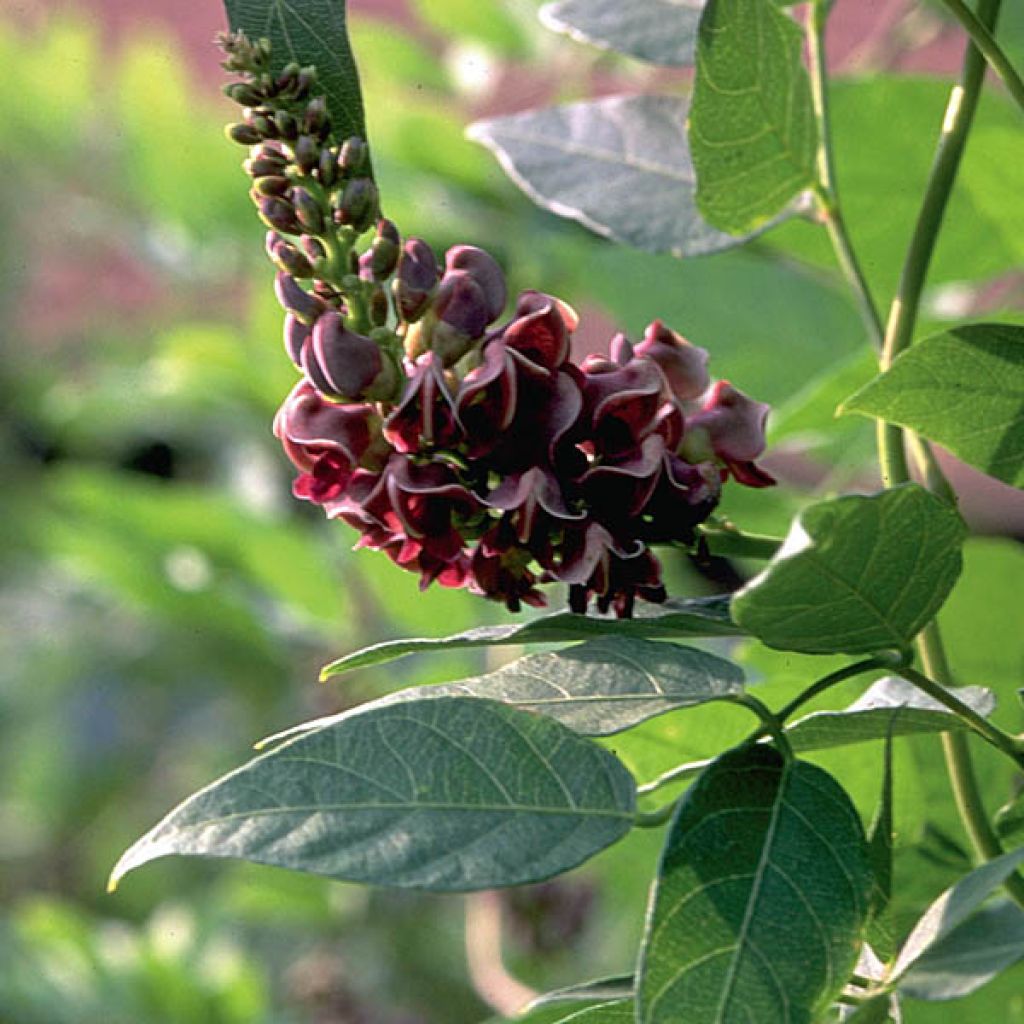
left=321, top=595, right=740, bottom=679
left=224, top=0, right=368, bottom=146
left=526, top=976, right=635, bottom=1009
left=841, top=324, right=1024, bottom=488
left=491, top=1001, right=634, bottom=1023
left=539, top=0, right=704, bottom=66
left=842, top=993, right=897, bottom=1023
left=110, top=697, right=636, bottom=893
left=732, top=485, right=967, bottom=655
left=785, top=676, right=996, bottom=753
left=638, top=744, right=872, bottom=1023
left=468, top=95, right=769, bottom=257
left=690, top=0, right=817, bottom=232
left=892, top=847, right=1024, bottom=979
left=898, top=900, right=1024, bottom=1001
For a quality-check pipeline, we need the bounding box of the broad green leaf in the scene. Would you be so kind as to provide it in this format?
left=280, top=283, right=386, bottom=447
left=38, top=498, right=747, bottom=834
left=110, top=697, right=636, bottom=893
left=526, top=976, right=635, bottom=1009
left=539, top=0, right=703, bottom=66
left=732, top=485, right=967, bottom=655
left=224, top=0, right=368, bottom=146
left=468, top=96, right=771, bottom=257
left=841, top=324, right=1024, bottom=488
left=843, top=993, right=897, bottom=1023
left=690, top=0, right=817, bottom=232
left=263, top=638, right=744, bottom=749
left=638, top=744, right=872, bottom=1023
left=868, top=724, right=895, bottom=917
left=898, top=901, right=1024, bottom=1002
left=321, top=595, right=740, bottom=679
left=378, top=638, right=746, bottom=736
left=491, top=1001, right=634, bottom=1023
left=892, top=847, right=1024, bottom=980
left=784, top=676, right=996, bottom=753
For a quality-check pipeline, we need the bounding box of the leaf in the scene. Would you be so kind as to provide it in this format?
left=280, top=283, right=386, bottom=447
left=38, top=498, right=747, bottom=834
left=842, top=993, right=897, bottom=1023
left=378, top=638, right=746, bottom=736
left=784, top=676, right=996, bottom=753
left=690, top=0, right=817, bottom=232
left=637, top=744, right=872, bottom=1024
left=321, top=595, right=741, bottom=679
left=867, top=723, right=895, bottom=918
left=897, top=901, right=1024, bottom=1002
left=492, top=1001, right=634, bottom=1023
left=539, top=0, right=704, bottom=66
left=109, top=697, right=636, bottom=893
left=841, top=324, right=1024, bottom=488
left=526, top=976, right=635, bottom=1009
left=467, top=95, right=771, bottom=257
left=892, top=847, right=1024, bottom=980
left=731, top=485, right=967, bottom=655
left=224, top=0, right=368, bottom=146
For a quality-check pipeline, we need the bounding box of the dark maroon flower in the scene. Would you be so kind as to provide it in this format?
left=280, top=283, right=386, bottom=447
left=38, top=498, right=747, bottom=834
left=302, top=309, right=399, bottom=402
left=485, top=465, right=582, bottom=544
left=273, top=380, right=379, bottom=473
left=634, top=320, right=710, bottom=402
left=682, top=380, right=770, bottom=463
left=455, top=339, right=518, bottom=457
left=580, top=355, right=672, bottom=456
left=578, top=434, right=665, bottom=519
left=501, top=291, right=577, bottom=371
left=383, top=352, right=459, bottom=453
left=469, top=528, right=546, bottom=612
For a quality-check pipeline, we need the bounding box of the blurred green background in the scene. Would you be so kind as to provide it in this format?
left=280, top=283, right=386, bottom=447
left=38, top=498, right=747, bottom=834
left=1, top=1, right=1022, bottom=1021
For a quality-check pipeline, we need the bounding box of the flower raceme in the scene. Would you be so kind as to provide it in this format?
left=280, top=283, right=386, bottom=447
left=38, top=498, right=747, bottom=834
left=221, top=32, right=774, bottom=617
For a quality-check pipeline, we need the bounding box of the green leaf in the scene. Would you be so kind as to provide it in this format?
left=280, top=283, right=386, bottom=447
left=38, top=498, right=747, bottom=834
left=732, top=485, right=967, bottom=655
left=841, top=324, right=1024, bottom=488
left=690, top=0, right=817, bottom=232
left=526, top=976, right=635, bottom=1009
left=320, top=595, right=740, bottom=679
left=843, top=993, right=897, bottom=1023
left=264, top=638, right=745, bottom=750
left=491, top=1001, right=634, bottom=1023
left=784, top=676, right=996, bottom=753
left=109, top=697, right=636, bottom=893
left=868, top=724, right=895, bottom=916
left=223, top=0, right=368, bottom=146
left=897, top=900, right=1024, bottom=1001
left=892, top=847, right=1024, bottom=980
left=637, top=744, right=872, bottom=1023
left=467, top=95, right=773, bottom=256
left=539, top=0, right=704, bottom=66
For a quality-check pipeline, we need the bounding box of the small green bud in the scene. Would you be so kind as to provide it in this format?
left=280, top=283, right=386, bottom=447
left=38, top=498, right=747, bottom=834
left=318, top=147, right=340, bottom=187
left=252, top=174, right=291, bottom=197
left=294, top=67, right=317, bottom=101
left=369, top=284, right=390, bottom=327
left=276, top=61, right=301, bottom=94
left=291, top=187, right=325, bottom=235
left=247, top=114, right=277, bottom=139
left=274, top=110, right=299, bottom=141
left=303, top=96, right=330, bottom=139
left=223, top=82, right=265, bottom=106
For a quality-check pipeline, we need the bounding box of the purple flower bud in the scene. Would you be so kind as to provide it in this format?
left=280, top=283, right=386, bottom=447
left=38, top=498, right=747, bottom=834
left=445, top=245, right=506, bottom=321
left=274, top=109, right=299, bottom=141
left=303, top=309, right=399, bottom=402
left=609, top=332, right=634, bottom=366
left=303, top=95, right=330, bottom=139
left=359, top=219, right=401, bottom=282
left=318, top=146, right=340, bottom=187
left=299, top=235, right=327, bottom=266
left=339, top=137, right=368, bottom=174
left=227, top=122, right=263, bottom=145
left=394, top=239, right=439, bottom=322
left=274, top=271, right=326, bottom=325
left=257, top=196, right=301, bottom=234
left=283, top=314, right=310, bottom=367
left=501, top=291, right=578, bottom=371
left=268, top=237, right=313, bottom=278
left=252, top=174, right=290, bottom=197
left=291, top=186, right=324, bottom=234
left=224, top=82, right=265, bottom=107
left=337, top=177, right=378, bottom=232
left=683, top=380, right=770, bottom=463
left=431, top=271, right=492, bottom=365
left=634, top=320, right=710, bottom=402
left=293, top=134, right=319, bottom=175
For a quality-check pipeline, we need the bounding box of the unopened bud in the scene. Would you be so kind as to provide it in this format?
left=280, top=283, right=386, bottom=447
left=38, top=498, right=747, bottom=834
left=318, top=147, right=340, bottom=187
left=394, top=238, right=439, bottom=322
left=359, top=219, right=401, bottom=281
left=304, top=309, right=399, bottom=402
left=223, top=82, right=265, bottom=106
left=274, top=110, right=299, bottom=141
left=300, top=235, right=327, bottom=266
left=247, top=113, right=277, bottom=139
left=244, top=151, right=288, bottom=177
left=303, top=96, right=330, bottom=139
left=444, top=245, right=506, bottom=321
left=634, top=320, right=710, bottom=402
left=339, top=137, right=367, bottom=175
left=257, top=196, right=301, bottom=234
left=682, top=380, right=770, bottom=463
left=270, top=238, right=314, bottom=278
left=294, top=67, right=316, bottom=102
left=227, top=122, right=264, bottom=146
left=283, top=314, right=310, bottom=367
left=337, top=177, right=378, bottom=233
left=431, top=271, right=491, bottom=365
left=252, top=174, right=291, bottom=198
left=274, top=272, right=326, bottom=325
left=293, top=135, right=319, bottom=175
left=276, top=61, right=301, bottom=94
left=291, top=187, right=325, bottom=234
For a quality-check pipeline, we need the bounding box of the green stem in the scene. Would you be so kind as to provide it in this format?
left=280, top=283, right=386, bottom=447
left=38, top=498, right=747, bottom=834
left=806, top=1, right=885, bottom=349
left=635, top=800, right=680, bottom=828
left=940, top=0, right=1024, bottom=114
left=696, top=523, right=782, bottom=561
left=774, top=658, right=887, bottom=724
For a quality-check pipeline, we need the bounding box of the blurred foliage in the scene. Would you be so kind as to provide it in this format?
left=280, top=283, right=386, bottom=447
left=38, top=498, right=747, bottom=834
left=0, top=3, right=1021, bottom=1022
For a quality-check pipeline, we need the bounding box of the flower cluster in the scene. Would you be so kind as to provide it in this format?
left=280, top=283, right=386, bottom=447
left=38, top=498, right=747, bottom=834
left=221, top=33, right=774, bottom=617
